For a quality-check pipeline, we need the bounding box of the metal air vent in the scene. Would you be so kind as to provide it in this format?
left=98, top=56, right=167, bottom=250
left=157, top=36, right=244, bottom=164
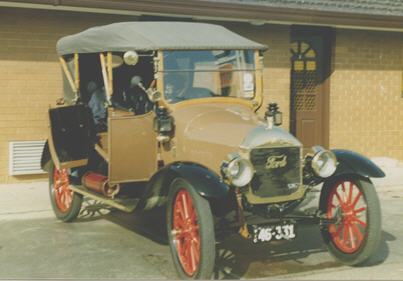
left=9, top=140, right=46, bottom=175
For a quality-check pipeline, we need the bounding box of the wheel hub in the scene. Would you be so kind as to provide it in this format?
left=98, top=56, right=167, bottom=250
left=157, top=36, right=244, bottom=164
left=172, top=189, right=201, bottom=277
left=53, top=168, right=73, bottom=213
left=326, top=180, right=367, bottom=253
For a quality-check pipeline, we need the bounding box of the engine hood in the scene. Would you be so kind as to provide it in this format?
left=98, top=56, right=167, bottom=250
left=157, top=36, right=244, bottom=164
left=240, top=125, right=302, bottom=149
left=177, top=103, right=262, bottom=149
left=163, top=102, right=301, bottom=175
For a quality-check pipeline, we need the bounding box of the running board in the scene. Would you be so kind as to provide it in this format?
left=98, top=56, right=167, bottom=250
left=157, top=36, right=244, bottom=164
left=69, top=185, right=139, bottom=213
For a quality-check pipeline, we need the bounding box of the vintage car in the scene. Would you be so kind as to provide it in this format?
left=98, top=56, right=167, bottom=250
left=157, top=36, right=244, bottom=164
left=41, top=22, right=385, bottom=279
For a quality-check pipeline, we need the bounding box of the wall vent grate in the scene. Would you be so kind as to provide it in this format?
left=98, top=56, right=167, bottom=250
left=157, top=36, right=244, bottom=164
left=9, top=140, right=46, bottom=176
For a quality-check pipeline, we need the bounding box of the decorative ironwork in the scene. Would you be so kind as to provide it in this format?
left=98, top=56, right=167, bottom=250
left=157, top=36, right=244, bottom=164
left=291, top=41, right=318, bottom=112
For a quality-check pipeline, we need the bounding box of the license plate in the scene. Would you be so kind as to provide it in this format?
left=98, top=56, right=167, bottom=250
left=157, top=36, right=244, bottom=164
left=251, top=223, right=296, bottom=243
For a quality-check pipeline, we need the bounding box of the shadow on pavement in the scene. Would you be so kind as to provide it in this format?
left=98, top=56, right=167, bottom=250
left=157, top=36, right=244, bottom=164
left=214, top=225, right=335, bottom=279
left=75, top=199, right=168, bottom=244
left=213, top=228, right=393, bottom=279
left=105, top=207, right=169, bottom=245
left=73, top=199, right=392, bottom=279
left=74, top=198, right=113, bottom=223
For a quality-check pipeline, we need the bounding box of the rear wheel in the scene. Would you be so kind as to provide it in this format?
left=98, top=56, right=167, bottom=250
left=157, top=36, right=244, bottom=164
left=319, top=176, right=381, bottom=265
left=167, top=178, right=215, bottom=279
left=49, top=163, right=83, bottom=222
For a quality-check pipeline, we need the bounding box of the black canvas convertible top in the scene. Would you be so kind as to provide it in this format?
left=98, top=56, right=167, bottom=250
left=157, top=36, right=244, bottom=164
left=56, top=22, right=267, bottom=55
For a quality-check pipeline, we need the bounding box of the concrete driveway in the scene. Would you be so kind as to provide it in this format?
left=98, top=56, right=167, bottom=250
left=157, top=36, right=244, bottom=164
left=0, top=181, right=402, bottom=279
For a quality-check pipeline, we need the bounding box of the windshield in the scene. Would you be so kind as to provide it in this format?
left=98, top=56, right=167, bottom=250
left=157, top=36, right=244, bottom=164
left=162, top=50, right=256, bottom=104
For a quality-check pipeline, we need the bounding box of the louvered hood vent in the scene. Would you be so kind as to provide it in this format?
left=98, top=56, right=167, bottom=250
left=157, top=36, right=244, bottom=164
left=9, top=141, right=46, bottom=175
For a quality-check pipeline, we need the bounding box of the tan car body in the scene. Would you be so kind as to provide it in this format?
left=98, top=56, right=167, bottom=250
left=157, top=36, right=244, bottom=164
left=47, top=48, right=309, bottom=205
left=43, top=24, right=386, bottom=277
left=47, top=49, right=307, bottom=205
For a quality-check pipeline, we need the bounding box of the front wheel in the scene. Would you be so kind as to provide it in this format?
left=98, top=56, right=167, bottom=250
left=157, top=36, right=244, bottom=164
left=166, top=178, right=216, bottom=279
left=319, top=176, right=382, bottom=265
left=49, top=163, right=83, bottom=222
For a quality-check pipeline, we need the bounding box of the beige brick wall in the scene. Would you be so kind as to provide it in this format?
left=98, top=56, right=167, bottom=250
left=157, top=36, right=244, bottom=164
left=329, top=29, right=403, bottom=160
left=0, top=9, right=291, bottom=183
left=223, top=22, right=291, bottom=128
left=6, top=8, right=402, bottom=183
left=0, top=8, right=134, bottom=183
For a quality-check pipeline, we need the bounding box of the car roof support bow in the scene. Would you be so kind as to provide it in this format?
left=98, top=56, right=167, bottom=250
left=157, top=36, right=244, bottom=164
left=100, top=52, right=113, bottom=105
left=59, top=53, right=80, bottom=102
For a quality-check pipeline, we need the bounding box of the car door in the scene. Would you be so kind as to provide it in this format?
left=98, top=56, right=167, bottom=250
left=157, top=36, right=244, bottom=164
left=47, top=104, right=94, bottom=169
left=107, top=109, right=158, bottom=185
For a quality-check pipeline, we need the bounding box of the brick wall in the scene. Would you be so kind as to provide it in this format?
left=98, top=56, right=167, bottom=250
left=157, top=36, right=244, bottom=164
left=0, top=8, right=133, bottom=183
left=222, top=23, right=291, bottom=128
left=5, top=8, right=402, bottom=184
left=329, top=29, right=403, bottom=159
left=0, top=9, right=291, bottom=183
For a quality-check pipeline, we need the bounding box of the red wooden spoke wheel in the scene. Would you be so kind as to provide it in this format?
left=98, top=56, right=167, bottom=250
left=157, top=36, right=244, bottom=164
left=326, top=180, right=367, bottom=253
left=172, top=189, right=201, bottom=276
left=53, top=168, right=73, bottom=213
left=49, top=163, right=82, bottom=222
left=320, top=177, right=381, bottom=266
left=167, top=178, right=215, bottom=279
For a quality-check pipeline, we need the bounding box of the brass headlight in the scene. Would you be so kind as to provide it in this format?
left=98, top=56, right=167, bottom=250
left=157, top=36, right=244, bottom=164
left=311, top=146, right=338, bottom=178
left=222, top=155, right=254, bottom=187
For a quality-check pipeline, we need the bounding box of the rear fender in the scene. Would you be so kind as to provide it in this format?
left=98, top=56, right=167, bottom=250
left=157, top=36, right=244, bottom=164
left=40, top=141, right=52, bottom=173
left=138, top=162, right=229, bottom=211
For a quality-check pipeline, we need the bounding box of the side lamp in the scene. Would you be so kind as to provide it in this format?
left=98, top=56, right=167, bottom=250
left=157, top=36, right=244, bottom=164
left=153, top=106, right=174, bottom=142
left=265, top=103, right=282, bottom=128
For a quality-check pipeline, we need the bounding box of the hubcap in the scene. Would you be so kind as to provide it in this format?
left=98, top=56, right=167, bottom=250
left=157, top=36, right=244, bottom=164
left=327, top=180, right=367, bottom=253
left=53, top=168, right=73, bottom=213
left=172, top=189, right=201, bottom=276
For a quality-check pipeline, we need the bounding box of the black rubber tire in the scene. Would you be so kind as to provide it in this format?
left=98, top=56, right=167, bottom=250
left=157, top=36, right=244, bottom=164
left=166, top=178, right=216, bottom=279
left=319, top=176, right=382, bottom=266
left=49, top=162, right=83, bottom=222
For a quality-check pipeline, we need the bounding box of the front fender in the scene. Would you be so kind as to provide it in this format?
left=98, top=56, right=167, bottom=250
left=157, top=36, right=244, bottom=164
left=332, top=149, right=385, bottom=178
left=138, top=162, right=229, bottom=210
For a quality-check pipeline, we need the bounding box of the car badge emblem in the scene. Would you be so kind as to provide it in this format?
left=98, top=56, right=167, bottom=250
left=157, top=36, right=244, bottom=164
left=266, top=155, right=287, bottom=169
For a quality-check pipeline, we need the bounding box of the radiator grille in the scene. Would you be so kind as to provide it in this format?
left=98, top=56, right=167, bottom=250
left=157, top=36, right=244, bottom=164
left=250, top=146, right=301, bottom=197
left=9, top=141, right=46, bottom=175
